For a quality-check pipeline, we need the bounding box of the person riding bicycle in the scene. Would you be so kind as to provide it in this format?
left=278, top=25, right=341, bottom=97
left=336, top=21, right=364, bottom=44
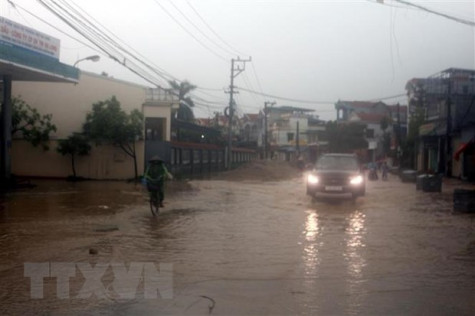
left=381, top=161, right=389, bottom=180
left=144, top=156, right=172, bottom=207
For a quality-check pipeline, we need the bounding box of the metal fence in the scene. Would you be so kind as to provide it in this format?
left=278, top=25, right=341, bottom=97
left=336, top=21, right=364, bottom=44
left=145, top=141, right=256, bottom=177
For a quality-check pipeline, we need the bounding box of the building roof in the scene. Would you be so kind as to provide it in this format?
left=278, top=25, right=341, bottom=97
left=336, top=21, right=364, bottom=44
left=0, top=41, right=78, bottom=83
left=244, top=113, right=260, bottom=121
left=387, top=104, right=408, bottom=112
left=351, top=112, right=389, bottom=124
left=335, top=101, right=388, bottom=112
left=270, top=105, right=314, bottom=112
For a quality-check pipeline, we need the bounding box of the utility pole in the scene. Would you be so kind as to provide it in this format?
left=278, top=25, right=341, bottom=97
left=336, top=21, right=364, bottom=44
left=226, top=56, right=251, bottom=169
left=1, top=75, right=12, bottom=186
left=396, top=102, right=401, bottom=166
left=446, top=77, right=453, bottom=177
left=263, top=101, right=275, bottom=159
left=296, top=121, right=300, bottom=155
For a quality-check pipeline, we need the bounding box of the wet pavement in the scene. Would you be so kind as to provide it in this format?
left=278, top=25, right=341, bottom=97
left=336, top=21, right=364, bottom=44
left=0, top=172, right=474, bottom=315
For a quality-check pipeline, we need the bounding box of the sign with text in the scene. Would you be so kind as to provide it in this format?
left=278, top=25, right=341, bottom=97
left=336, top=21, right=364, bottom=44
left=0, top=16, right=60, bottom=59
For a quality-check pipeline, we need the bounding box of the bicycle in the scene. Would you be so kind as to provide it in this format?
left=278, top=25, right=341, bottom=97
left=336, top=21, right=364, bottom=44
left=143, top=176, right=163, bottom=216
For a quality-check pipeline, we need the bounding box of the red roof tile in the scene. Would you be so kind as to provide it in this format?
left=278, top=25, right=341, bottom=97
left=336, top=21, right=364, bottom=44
left=354, top=112, right=390, bottom=123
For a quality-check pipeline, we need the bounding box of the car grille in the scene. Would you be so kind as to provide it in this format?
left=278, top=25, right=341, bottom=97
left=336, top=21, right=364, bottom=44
left=319, top=175, right=349, bottom=186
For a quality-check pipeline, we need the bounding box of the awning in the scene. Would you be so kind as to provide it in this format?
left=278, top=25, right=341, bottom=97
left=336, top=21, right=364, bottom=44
left=419, top=122, right=446, bottom=137
left=0, top=44, right=79, bottom=83
left=454, top=141, right=473, bottom=161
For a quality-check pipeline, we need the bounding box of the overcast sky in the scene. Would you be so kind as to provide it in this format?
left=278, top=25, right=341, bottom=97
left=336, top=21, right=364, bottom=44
left=1, top=0, right=474, bottom=120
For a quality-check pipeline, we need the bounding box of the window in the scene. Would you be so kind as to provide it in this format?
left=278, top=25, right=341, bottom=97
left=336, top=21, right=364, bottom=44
left=287, top=133, right=294, bottom=142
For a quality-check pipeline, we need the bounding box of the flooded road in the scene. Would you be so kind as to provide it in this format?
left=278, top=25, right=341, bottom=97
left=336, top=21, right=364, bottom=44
left=0, top=172, right=474, bottom=315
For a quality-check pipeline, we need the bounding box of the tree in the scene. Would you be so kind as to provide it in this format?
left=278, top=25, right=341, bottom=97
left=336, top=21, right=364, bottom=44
left=10, top=96, right=57, bottom=150
left=83, top=96, right=144, bottom=179
left=326, top=121, right=368, bottom=153
left=401, top=107, right=425, bottom=168
left=168, top=80, right=197, bottom=122
left=56, top=133, right=91, bottom=179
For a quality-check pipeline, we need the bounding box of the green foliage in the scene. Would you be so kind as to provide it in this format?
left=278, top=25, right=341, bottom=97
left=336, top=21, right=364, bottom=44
left=10, top=96, right=57, bottom=150
left=57, top=133, right=91, bottom=156
left=83, top=96, right=144, bottom=178
left=379, top=116, right=393, bottom=156
left=401, top=107, right=425, bottom=168
left=83, top=96, right=143, bottom=146
left=57, top=133, right=91, bottom=178
left=168, top=80, right=196, bottom=122
left=326, top=121, right=368, bottom=153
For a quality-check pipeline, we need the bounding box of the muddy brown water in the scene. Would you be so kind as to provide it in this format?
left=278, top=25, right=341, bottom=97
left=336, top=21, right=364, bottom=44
left=0, top=174, right=474, bottom=315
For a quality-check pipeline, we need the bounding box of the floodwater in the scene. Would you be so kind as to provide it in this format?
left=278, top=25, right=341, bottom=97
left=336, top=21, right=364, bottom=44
left=0, top=173, right=474, bottom=315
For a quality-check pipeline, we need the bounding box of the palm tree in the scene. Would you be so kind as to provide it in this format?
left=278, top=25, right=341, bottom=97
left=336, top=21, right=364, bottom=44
left=168, top=80, right=197, bottom=122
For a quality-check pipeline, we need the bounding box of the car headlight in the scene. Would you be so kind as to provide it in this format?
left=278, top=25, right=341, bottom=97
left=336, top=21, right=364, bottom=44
left=350, top=175, right=363, bottom=185
left=308, top=174, right=319, bottom=184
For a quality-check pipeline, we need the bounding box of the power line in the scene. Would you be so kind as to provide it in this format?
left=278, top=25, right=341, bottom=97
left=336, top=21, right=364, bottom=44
left=167, top=0, right=237, bottom=57
left=369, top=93, right=407, bottom=101
left=152, top=0, right=229, bottom=62
left=236, top=86, right=334, bottom=104
left=392, top=0, right=475, bottom=27
left=241, top=72, right=264, bottom=105
left=238, top=86, right=407, bottom=106
left=8, top=0, right=97, bottom=52
left=250, top=62, right=265, bottom=96
left=38, top=0, right=173, bottom=87
left=11, top=0, right=232, bottom=116
left=185, top=0, right=248, bottom=57
left=58, top=0, right=177, bottom=83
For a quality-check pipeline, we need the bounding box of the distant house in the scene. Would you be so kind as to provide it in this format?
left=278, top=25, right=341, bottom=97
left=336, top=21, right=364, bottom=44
left=265, top=106, right=326, bottom=161
left=335, top=100, right=406, bottom=163
left=406, top=68, right=475, bottom=180
left=335, top=101, right=388, bottom=121
left=240, top=113, right=260, bottom=146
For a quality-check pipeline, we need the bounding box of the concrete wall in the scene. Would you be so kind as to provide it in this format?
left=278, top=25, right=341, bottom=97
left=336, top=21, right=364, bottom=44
left=12, top=140, right=145, bottom=180
left=10, top=71, right=174, bottom=179
left=12, top=72, right=148, bottom=139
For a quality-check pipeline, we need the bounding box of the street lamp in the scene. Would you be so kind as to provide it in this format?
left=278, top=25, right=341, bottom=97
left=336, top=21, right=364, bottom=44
left=73, top=55, right=100, bottom=67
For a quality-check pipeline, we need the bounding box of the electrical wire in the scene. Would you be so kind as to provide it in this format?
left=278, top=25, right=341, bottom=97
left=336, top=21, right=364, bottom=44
left=152, top=0, right=229, bottom=62
left=41, top=0, right=155, bottom=84
left=393, top=0, right=475, bottom=27
left=250, top=62, right=265, bottom=96
left=38, top=0, right=173, bottom=87
left=167, top=0, right=237, bottom=57
left=11, top=0, right=232, bottom=115
left=61, top=0, right=178, bottom=82
left=235, top=86, right=334, bottom=104
left=57, top=0, right=176, bottom=83
left=185, top=0, right=248, bottom=57
left=241, top=72, right=264, bottom=105
left=61, top=0, right=227, bottom=100
left=8, top=0, right=98, bottom=52
left=369, top=93, right=407, bottom=101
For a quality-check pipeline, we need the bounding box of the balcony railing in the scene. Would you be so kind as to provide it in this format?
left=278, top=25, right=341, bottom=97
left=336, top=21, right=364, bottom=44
left=145, top=88, right=178, bottom=102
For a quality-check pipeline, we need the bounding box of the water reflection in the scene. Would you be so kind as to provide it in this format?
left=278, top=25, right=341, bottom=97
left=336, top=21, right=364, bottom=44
left=344, top=210, right=367, bottom=315
left=305, top=211, right=319, bottom=241
left=302, top=210, right=322, bottom=276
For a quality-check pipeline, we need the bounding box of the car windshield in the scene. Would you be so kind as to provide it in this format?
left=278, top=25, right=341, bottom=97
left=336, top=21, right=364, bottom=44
left=316, top=156, right=359, bottom=171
